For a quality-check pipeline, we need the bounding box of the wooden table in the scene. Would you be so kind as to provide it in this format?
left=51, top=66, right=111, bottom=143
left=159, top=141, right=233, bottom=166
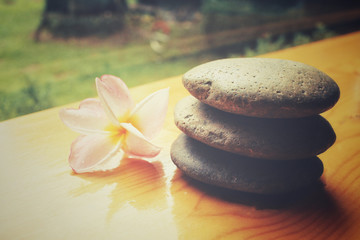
left=1, top=32, right=360, bottom=240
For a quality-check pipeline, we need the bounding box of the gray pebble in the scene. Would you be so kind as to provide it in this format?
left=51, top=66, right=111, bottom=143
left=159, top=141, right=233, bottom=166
left=170, top=134, right=324, bottom=194
left=174, top=96, right=336, bottom=160
left=183, top=58, right=340, bottom=118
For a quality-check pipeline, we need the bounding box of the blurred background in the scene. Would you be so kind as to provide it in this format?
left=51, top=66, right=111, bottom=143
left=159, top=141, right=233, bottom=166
left=1, top=0, right=360, bottom=121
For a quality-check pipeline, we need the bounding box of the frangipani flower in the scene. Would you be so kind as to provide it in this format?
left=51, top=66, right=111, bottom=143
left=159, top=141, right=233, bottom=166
left=59, top=75, right=169, bottom=173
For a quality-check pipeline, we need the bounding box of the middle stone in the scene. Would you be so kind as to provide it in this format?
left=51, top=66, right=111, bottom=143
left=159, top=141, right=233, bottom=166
left=174, top=96, right=336, bottom=160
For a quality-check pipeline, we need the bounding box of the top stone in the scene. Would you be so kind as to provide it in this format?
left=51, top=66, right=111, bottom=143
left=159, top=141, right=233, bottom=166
left=183, top=58, right=340, bottom=118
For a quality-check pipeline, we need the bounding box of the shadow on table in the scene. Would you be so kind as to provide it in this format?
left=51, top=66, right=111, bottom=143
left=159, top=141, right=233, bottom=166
left=179, top=172, right=330, bottom=210
left=171, top=169, right=349, bottom=239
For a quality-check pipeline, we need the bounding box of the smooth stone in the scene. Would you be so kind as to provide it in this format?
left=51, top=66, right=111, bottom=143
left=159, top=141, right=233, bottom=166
left=183, top=58, right=340, bottom=118
left=170, top=134, right=324, bottom=194
left=174, top=96, right=336, bottom=160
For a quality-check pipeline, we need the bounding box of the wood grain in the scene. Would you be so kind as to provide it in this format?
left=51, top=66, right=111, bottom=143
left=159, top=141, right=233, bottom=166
left=1, top=32, right=359, bottom=240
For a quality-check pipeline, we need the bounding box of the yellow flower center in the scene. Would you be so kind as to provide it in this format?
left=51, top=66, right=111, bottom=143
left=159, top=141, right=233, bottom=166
left=105, top=124, right=126, bottom=145
left=104, top=112, right=140, bottom=145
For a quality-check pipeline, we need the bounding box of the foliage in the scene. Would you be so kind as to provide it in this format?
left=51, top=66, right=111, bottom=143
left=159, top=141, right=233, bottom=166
left=44, top=13, right=125, bottom=38
left=201, top=0, right=303, bottom=34
left=202, top=0, right=255, bottom=15
left=45, top=0, right=127, bottom=14
left=244, top=35, right=289, bottom=57
left=244, top=23, right=336, bottom=57
left=202, top=0, right=300, bottom=15
left=312, top=22, right=336, bottom=41
left=41, top=0, right=129, bottom=38
left=0, top=78, right=54, bottom=121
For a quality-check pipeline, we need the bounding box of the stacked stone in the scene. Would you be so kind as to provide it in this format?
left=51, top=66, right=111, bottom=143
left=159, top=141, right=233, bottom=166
left=170, top=58, right=340, bottom=194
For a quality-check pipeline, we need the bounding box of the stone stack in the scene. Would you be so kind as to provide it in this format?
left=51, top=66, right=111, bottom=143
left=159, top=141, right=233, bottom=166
left=171, top=58, right=340, bottom=194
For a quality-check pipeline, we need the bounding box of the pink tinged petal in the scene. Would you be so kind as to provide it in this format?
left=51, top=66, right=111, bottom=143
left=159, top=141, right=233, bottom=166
left=69, top=134, right=124, bottom=173
left=120, top=123, right=161, bottom=158
left=59, top=98, right=110, bottom=135
left=96, top=75, right=134, bottom=125
left=129, top=88, right=169, bottom=139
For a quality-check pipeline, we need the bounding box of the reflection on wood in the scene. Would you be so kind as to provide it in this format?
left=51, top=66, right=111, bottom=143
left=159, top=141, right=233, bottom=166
left=70, top=158, right=167, bottom=221
left=0, top=32, right=359, bottom=239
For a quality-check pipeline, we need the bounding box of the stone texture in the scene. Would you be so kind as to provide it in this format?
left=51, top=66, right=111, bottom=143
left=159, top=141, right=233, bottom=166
left=183, top=58, right=340, bottom=118
left=170, top=134, right=324, bottom=194
left=174, top=96, right=336, bottom=160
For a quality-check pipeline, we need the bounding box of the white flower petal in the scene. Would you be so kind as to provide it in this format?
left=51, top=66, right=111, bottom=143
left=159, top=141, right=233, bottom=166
left=120, top=123, right=161, bottom=158
left=59, top=98, right=110, bottom=135
left=96, top=75, right=134, bottom=125
left=69, top=134, right=124, bottom=173
left=129, top=88, right=169, bottom=139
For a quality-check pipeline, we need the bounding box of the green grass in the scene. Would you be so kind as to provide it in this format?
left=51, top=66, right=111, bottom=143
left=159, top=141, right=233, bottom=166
left=0, top=0, right=203, bottom=121
left=0, top=0, right=339, bottom=121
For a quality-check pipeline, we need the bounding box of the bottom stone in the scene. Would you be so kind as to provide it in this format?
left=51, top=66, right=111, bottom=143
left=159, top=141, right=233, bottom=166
left=170, top=134, right=324, bottom=194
